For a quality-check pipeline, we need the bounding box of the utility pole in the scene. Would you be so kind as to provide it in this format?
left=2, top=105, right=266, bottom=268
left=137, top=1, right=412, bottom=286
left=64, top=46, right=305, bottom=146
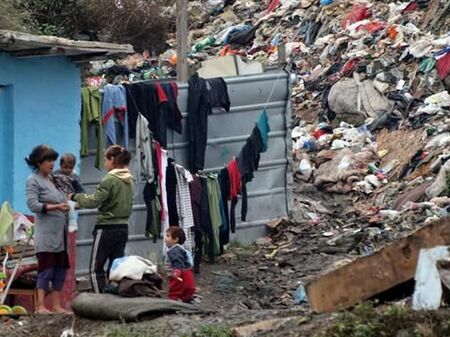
left=176, top=0, right=189, bottom=82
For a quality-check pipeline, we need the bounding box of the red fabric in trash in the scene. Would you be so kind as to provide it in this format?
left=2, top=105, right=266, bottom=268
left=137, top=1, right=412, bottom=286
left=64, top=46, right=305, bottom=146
left=266, top=0, right=280, bottom=14
left=340, top=58, right=358, bottom=77
left=403, top=1, right=418, bottom=13
left=436, top=52, right=450, bottom=80
left=168, top=269, right=195, bottom=302
left=341, top=5, right=371, bottom=29
left=312, top=129, right=328, bottom=139
left=356, top=21, right=385, bottom=34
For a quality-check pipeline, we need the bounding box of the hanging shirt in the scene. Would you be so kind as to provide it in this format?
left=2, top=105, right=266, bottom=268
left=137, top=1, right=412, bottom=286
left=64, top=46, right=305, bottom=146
left=206, top=176, right=222, bottom=256
left=102, top=84, right=129, bottom=148
left=158, top=145, right=169, bottom=253
left=161, top=82, right=183, bottom=134
left=134, top=114, right=154, bottom=184
left=174, top=164, right=195, bottom=253
left=206, top=77, right=231, bottom=112
left=257, top=109, right=270, bottom=153
left=81, top=87, right=104, bottom=169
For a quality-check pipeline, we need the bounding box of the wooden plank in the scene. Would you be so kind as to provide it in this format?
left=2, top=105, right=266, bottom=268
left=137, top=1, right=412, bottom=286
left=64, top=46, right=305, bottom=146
left=176, top=0, right=189, bottom=82
left=0, top=30, right=134, bottom=54
left=306, top=217, right=450, bottom=313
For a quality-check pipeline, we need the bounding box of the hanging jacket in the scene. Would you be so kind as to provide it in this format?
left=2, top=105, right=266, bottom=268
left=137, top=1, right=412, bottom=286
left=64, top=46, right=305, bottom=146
left=134, top=114, right=154, bottom=184
left=206, top=78, right=231, bottom=112
left=125, top=82, right=157, bottom=139
left=187, top=74, right=210, bottom=172
left=81, top=87, right=104, bottom=169
left=237, top=126, right=264, bottom=222
left=102, top=84, right=129, bottom=148
left=161, top=83, right=183, bottom=134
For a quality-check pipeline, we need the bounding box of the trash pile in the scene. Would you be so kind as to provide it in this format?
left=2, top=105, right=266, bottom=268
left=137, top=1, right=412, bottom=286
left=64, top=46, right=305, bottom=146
left=184, top=0, right=450, bottom=242
left=169, top=0, right=450, bottom=309
left=83, top=49, right=178, bottom=86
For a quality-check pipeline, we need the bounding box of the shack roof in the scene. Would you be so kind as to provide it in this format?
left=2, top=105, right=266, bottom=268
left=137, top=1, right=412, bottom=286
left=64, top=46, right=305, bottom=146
left=0, top=30, right=134, bottom=62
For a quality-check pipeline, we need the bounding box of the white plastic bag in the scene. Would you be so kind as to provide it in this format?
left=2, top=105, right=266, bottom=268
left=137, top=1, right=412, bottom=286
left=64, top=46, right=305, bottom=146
left=67, top=200, right=78, bottom=232
left=109, top=255, right=157, bottom=282
left=13, top=212, right=34, bottom=242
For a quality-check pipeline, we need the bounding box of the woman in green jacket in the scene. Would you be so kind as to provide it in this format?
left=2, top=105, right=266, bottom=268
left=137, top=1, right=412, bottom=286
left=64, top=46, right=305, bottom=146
left=71, top=145, right=134, bottom=293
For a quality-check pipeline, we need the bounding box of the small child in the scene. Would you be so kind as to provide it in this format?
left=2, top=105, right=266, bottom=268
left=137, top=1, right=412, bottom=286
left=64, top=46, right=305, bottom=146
left=164, top=226, right=196, bottom=303
left=53, top=153, right=84, bottom=195
left=53, top=153, right=84, bottom=232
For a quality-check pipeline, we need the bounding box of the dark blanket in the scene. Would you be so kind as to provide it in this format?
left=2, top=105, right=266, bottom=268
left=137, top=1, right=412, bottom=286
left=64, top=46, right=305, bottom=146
left=71, top=293, right=212, bottom=321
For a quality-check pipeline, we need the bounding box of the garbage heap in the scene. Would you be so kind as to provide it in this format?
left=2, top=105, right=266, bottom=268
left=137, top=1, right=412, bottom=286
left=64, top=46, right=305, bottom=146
left=184, top=0, right=450, bottom=252
left=178, top=0, right=450, bottom=309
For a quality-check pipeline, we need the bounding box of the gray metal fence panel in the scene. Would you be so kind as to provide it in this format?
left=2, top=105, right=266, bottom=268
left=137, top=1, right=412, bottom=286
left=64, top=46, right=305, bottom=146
left=77, top=72, right=291, bottom=274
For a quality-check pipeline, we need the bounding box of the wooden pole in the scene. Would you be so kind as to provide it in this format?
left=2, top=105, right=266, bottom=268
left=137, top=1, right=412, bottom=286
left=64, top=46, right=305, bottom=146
left=176, top=0, right=189, bottom=82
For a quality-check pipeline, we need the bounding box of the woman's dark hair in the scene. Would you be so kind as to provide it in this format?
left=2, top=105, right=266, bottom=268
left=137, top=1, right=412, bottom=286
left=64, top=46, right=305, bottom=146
left=166, top=226, right=186, bottom=245
left=25, top=145, right=58, bottom=170
left=105, top=145, right=131, bottom=167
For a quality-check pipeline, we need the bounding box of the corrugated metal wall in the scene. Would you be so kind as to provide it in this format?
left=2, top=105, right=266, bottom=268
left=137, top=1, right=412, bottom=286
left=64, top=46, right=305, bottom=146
left=76, top=72, right=291, bottom=274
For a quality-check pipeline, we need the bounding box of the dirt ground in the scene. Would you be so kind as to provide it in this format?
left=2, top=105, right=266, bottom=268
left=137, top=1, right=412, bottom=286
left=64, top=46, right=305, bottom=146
left=3, top=242, right=450, bottom=337
left=0, top=252, right=321, bottom=337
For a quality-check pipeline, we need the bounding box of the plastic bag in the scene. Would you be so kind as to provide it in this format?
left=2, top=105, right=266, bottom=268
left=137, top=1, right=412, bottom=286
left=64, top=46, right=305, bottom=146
left=68, top=200, right=78, bottom=233
left=13, top=213, right=34, bottom=242
left=110, top=256, right=157, bottom=282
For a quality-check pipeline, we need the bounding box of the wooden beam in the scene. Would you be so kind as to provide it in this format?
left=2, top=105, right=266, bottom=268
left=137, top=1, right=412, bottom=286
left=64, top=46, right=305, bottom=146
left=69, top=52, right=110, bottom=63
left=176, top=0, right=189, bottom=82
left=306, top=217, right=450, bottom=313
left=10, top=47, right=56, bottom=57
left=0, top=30, right=134, bottom=54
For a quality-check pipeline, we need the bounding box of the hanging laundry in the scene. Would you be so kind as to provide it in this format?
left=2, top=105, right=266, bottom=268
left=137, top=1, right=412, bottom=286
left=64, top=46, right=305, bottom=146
left=200, top=177, right=216, bottom=264
left=187, top=74, right=232, bottom=172
left=134, top=114, right=154, bottom=184
left=125, top=82, right=180, bottom=148
left=256, top=110, right=270, bottom=153
left=143, top=142, right=160, bottom=242
left=154, top=142, right=169, bottom=251
left=102, top=84, right=129, bottom=148
left=80, top=87, right=104, bottom=169
left=218, top=168, right=231, bottom=249
left=189, top=175, right=203, bottom=273
left=143, top=180, right=161, bottom=242
left=237, top=126, right=264, bottom=222
left=174, top=164, right=195, bottom=252
left=125, top=82, right=156, bottom=139
left=206, top=78, right=231, bottom=112
left=161, top=83, right=183, bottom=134
left=227, top=158, right=241, bottom=233
left=187, top=74, right=210, bottom=172
left=166, top=158, right=179, bottom=226
left=207, top=176, right=222, bottom=256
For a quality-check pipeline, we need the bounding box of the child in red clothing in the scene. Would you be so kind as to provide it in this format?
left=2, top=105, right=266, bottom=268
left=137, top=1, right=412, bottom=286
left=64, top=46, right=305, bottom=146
left=164, top=226, right=196, bottom=302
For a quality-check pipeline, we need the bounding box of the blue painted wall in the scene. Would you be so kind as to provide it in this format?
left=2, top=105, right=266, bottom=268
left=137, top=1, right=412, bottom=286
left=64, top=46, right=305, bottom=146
left=0, top=53, right=81, bottom=212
